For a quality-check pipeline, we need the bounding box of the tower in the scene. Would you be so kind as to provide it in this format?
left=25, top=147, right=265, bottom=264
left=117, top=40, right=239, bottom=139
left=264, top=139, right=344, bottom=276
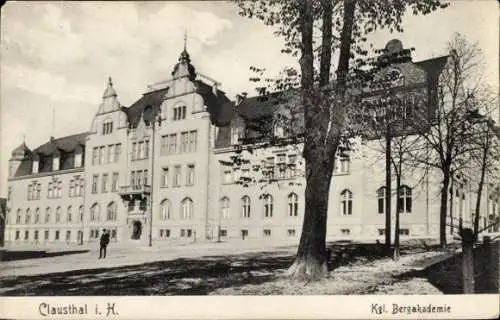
left=9, top=142, right=31, bottom=178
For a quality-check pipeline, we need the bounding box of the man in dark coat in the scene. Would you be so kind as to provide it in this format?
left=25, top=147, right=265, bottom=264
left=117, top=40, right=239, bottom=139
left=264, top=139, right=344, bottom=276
left=99, top=229, right=110, bottom=259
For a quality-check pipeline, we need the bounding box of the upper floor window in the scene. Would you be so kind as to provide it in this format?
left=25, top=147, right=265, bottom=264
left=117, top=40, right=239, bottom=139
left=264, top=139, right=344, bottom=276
left=90, top=203, right=100, bottom=221
left=241, top=196, right=251, bottom=218
left=231, top=127, right=245, bottom=145
left=112, top=172, right=119, bottom=192
left=398, top=185, right=412, bottom=213
left=102, top=120, right=113, bottom=135
left=263, top=194, right=273, bottom=218
left=130, top=170, right=148, bottom=187
left=173, top=106, right=187, bottom=121
left=55, top=206, right=62, bottom=223
left=48, top=180, right=62, bottom=199
left=16, top=209, right=22, bottom=224
left=334, top=155, right=351, bottom=174
left=28, top=182, right=41, bottom=201
left=92, top=175, right=99, bottom=194
left=35, top=208, right=40, bottom=224
left=107, top=202, right=117, bottom=221
left=340, top=189, right=353, bottom=216
left=67, top=206, right=72, bottom=223
left=173, top=166, right=182, bottom=187
left=160, top=199, right=171, bottom=220
left=288, top=193, right=299, bottom=217
left=45, top=207, right=51, bottom=223
left=186, top=164, right=195, bottom=186
left=102, top=173, right=109, bottom=193
left=220, top=197, right=230, bottom=219
left=25, top=208, right=31, bottom=224
left=377, top=187, right=386, bottom=214
left=180, top=198, right=193, bottom=219
left=79, top=205, right=84, bottom=222
left=132, top=140, right=150, bottom=160
left=161, top=167, right=169, bottom=187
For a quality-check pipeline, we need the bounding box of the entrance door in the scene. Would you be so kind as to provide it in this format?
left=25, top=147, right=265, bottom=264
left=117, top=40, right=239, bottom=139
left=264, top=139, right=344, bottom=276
left=131, top=221, right=142, bottom=240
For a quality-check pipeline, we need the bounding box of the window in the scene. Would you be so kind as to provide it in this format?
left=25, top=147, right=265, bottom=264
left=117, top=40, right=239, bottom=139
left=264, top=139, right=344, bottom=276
left=8, top=186, right=12, bottom=201
left=398, top=186, right=412, bottom=213
left=93, top=147, right=99, bottom=165
left=25, top=208, right=31, bottom=224
left=90, top=203, right=100, bottom=221
left=340, top=156, right=350, bottom=173
left=161, top=135, right=168, bottom=155
left=186, top=164, right=195, bottom=186
left=35, top=208, right=40, bottom=224
left=241, top=229, right=248, bottom=239
left=132, top=142, right=137, bottom=160
left=112, top=172, right=119, bottom=191
left=181, top=229, right=186, bottom=237
left=44, top=230, right=49, bottom=240
left=219, top=229, right=227, bottom=237
left=241, top=196, right=251, bottom=218
left=66, top=230, right=71, bottom=241
left=92, top=175, right=98, bottom=193
left=168, top=134, right=177, bottom=154
left=220, top=197, right=230, bottom=219
left=67, top=206, right=72, bottom=223
left=287, top=229, right=296, bottom=236
left=55, top=230, right=60, bottom=240
left=174, top=166, right=182, bottom=187
left=341, top=229, right=351, bottom=236
left=79, top=205, right=84, bottom=222
left=107, top=145, right=114, bottom=164
left=45, top=207, right=51, bottom=223
left=187, top=229, right=192, bottom=237
left=377, top=187, right=386, bottom=214
left=399, top=228, right=410, bottom=236
left=16, top=209, right=22, bottom=224
left=189, top=130, right=197, bottom=152
left=180, top=198, right=193, bottom=219
left=263, top=229, right=271, bottom=237
left=114, top=144, right=121, bottom=163
left=99, top=146, right=106, bottom=165
left=55, top=207, right=62, bottom=223
left=340, top=189, right=353, bottom=216
left=15, top=230, right=20, bottom=240
left=69, top=180, right=74, bottom=197
left=160, top=199, right=171, bottom=220
left=263, top=194, right=273, bottom=217
left=159, top=229, right=171, bottom=238
left=107, top=202, right=117, bottom=221
left=161, top=167, right=169, bottom=187
left=71, top=176, right=84, bottom=197
left=102, top=120, right=113, bottom=135
left=34, top=230, right=39, bottom=240
left=180, top=132, right=189, bottom=153
left=288, top=155, right=297, bottom=178
left=24, top=230, right=29, bottom=240
left=173, top=106, right=187, bottom=120
left=288, top=193, right=299, bottom=217
left=111, top=229, right=117, bottom=239
left=231, top=127, right=244, bottom=145
left=102, top=173, right=109, bottom=193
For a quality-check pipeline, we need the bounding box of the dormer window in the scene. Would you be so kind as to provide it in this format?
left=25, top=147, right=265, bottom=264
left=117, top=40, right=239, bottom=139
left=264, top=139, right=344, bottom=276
left=173, top=106, right=187, bottom=121
left=231, top=127, right=244, bottom=145
left=102, top=120, right=113, bottom=135
left=53, top=153, right=60, bottom=171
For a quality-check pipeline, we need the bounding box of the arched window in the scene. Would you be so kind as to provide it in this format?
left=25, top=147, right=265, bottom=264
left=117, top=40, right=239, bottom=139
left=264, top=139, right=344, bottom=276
left=160, top=199, right=171, bottom=220
left=45, top=207, right=51, bottom=223
left=90, top=203, right=100, bottom=221
left=107, top=202, right=117, bottom=221
left=220, top=197, right=230, bottom=219
left=67, top=206, right=72, bottom=223
left=340, top=189, right=353, bottom=216
left=398, top=186, right=412, bottom=213
left=288, top=193, right=299, bottom=217
left=25, top=208, right=31, bottom=224
left=79, top=205, right=84, bottom=222
left=377, top=187, right=386, bottom=214
left=263, top=194, right=273, bottom=218
left=56, top=206, right=62, bottom=223
left=35, top=208, right=40, bottom=224
left=16, top=209, right=22, bottom=224
left=241, top=196, right=251, bottom=218
left=180, top=198, right=193, bottom=219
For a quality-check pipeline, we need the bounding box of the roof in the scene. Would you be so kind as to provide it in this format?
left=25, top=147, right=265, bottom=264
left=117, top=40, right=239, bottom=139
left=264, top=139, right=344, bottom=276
left=414, top=55, right=449, bottom=79
left=124, top=87, right=169, bottom=128
left=33, top=132, right=89, bottom=156
left=11, top=142, right=31, bottom=158
left=193, top=80, right=232, bottom=126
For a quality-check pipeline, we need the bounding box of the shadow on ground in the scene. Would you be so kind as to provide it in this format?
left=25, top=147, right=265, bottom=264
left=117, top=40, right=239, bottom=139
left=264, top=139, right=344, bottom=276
left=0, top=242, right=435, bottom=296
left=0, top=250, right=90, bottom=262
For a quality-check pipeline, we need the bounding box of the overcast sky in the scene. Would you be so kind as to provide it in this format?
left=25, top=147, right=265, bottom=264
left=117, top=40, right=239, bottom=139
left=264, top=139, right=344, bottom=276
left=1, top=0, right=498, bottom=197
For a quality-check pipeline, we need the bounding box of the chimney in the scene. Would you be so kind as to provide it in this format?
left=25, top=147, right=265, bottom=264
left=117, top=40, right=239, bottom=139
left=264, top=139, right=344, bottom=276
left=212, top=83, right=218, bottom=96
left=235, top=92, right=247, bottom=106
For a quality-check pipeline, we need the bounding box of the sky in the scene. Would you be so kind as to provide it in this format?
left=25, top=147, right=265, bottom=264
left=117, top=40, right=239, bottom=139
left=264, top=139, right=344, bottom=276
left=1, top=0, right=498, bottom=197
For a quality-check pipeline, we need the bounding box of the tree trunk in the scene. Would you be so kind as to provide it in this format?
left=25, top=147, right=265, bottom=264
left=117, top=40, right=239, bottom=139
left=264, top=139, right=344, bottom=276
left=288, top=154, right=334, bottom=280
left=393, top=175, right=401, bottom=261
left=473, top=136, right=489, bottom=239
left=385, top=132, right=392, bottom=249
left=439, top=173, right=451, bottom=249
left=449, top=178, right=454, bottom=235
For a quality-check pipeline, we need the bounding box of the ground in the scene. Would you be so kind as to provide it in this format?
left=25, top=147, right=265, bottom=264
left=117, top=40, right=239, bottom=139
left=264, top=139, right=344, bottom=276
left=0, top=239, right=453, bottom=296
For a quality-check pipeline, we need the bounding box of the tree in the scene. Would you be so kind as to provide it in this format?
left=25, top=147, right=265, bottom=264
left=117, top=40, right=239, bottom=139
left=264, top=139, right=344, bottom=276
left=236, top=0, right=448, bottom=280
left=409, top=33, right=491, bottom=248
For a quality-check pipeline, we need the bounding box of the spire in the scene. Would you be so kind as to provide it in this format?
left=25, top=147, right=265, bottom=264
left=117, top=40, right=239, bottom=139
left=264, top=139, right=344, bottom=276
left=184, top=29, right=187, bottom=52
left=102, top=76, right=117, bottom=99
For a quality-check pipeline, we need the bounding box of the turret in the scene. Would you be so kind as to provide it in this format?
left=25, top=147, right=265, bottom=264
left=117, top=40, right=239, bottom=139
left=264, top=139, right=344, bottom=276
left=98, top=77, right=121, bottom=113
left=9, top=142, right=31, bottom=178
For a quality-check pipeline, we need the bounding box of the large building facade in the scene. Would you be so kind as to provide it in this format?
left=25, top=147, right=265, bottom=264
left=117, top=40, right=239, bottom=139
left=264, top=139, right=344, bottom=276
left=4, top=41, right=500, bottom=246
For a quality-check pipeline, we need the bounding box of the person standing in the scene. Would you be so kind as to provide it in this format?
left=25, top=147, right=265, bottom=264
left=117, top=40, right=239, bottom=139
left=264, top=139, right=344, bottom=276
left=99, top=229, right=110, bottom=259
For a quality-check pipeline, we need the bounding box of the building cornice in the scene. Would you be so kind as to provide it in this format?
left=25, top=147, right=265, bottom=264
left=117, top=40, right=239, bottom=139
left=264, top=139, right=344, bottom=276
left=8, top=167, right=85, bottom=182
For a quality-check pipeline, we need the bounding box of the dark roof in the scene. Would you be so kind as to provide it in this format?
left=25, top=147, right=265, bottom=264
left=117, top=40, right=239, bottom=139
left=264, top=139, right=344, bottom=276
left=414, top=55, right=449, bottom=76
left=193, top=80, right=232, bottom=126
left=33, top=132, right=89, bottom=156
left=124, top=87, right=169, bottom=128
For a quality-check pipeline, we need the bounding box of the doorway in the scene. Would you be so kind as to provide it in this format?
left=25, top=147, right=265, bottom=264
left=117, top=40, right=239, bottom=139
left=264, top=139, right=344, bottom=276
left=131, top=221, right=142, bottom=240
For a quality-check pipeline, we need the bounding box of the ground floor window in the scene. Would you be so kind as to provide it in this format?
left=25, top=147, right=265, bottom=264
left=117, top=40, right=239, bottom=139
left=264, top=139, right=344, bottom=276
left=24, top=230, right=29, bottom=240
left=219, top=229, right=227, bottom=237
left=263, top=229, right=271, bottom=237
left=159, top=229, right=171, bottom=238
left=34, top=230, right=39, bottom=240
left=241, top=229, right=248, bottom=240
left=111, top=229, right=117, bottom=239
left=341, top=228, right=350, bottom=236
left=378, top=228, right=385, bottom=236
left=399, top=228, right=410, bottom=236
left=66, top=230, right=71, bottom=241
left=287, top=229, right=296, bottom=236
left=55, top=230, right=60, bottom=240
left=15, top=230, right=20, bottom=240
left=187, top=229, right=192, bottom=237
left=44, top=230, right=49, bottom=240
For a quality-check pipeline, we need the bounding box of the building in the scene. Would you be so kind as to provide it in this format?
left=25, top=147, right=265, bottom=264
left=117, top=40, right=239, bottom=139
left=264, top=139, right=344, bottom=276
left=4, top=40, right=499, bottom=246
left=0, top=198, right=6, bottom=246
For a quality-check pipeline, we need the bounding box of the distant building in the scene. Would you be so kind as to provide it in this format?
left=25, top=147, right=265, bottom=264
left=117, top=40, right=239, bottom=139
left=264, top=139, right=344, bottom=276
left=0, top=198, right=5, bottom=246
left=4, top=40, right=500, bottom=246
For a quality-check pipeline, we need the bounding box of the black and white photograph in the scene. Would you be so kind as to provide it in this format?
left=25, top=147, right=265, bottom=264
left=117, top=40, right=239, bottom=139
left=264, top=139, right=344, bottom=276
left=0, top=1, right=498, bottom=319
